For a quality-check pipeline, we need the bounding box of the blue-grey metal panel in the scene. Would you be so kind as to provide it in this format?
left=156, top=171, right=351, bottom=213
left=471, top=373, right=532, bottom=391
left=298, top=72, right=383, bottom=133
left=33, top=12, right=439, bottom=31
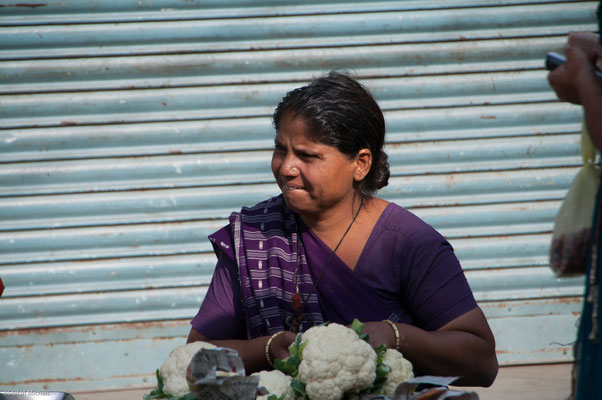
left=0, top=0, right=598, bottom=392
left=0, top=70, right=572, bottom=129
left=0, top=37, right=580, bottom=95
left=0, top=102, right=583, bottom=163
left=0, top=3, right=595, bottom=60
left=0, top=0, right=582, bottom=25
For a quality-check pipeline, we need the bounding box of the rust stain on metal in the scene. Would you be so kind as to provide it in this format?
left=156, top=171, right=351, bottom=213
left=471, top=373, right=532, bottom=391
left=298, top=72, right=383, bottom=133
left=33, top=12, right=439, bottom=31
left=1, top=377, right=87, bottom=386
left=488, top=297, right=582, bottom=309
left=169, top=149, right=183, bottom=155
left=60, top=121, right=77, bottom=126
left=0, top=3, right=47, bottom=7
left=554, top=297, right=580, bottom=304
left=1, top=372, right=152, bottom=387
left=480, top=115, right=496, bottom=120
left=0, top=326, right=86, bottom=337
left=0, top=320, right=185, bottom=337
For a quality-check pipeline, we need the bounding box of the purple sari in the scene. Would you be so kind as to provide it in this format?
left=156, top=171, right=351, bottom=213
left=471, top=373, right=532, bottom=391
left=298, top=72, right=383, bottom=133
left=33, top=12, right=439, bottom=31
left=191, top=195, right=476, bottom=339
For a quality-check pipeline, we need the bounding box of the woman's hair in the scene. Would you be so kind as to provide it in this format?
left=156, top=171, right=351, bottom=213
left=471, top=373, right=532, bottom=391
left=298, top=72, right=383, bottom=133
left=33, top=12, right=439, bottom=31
left=272, top=71, right=390, bottom=196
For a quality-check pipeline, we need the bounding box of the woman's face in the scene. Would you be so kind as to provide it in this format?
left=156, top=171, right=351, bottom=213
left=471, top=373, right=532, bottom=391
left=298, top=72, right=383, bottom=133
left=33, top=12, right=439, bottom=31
left=271, top=115, right=364, bottom=218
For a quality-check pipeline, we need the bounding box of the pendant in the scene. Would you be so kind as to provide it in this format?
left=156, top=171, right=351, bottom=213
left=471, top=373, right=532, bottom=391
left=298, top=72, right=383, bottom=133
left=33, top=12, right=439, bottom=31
left=289, top=292, right=304, bottom=333
left=292, top=292, right=302, bottom=313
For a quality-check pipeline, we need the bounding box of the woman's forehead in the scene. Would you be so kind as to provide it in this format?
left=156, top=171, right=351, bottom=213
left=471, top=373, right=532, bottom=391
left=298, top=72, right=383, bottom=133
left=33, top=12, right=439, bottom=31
left=275, top=116, right=314, bottom=139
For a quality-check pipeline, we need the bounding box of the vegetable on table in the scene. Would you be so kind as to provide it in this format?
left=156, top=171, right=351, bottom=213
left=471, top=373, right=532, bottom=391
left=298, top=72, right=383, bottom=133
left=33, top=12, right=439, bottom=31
left=274, top=319, right=414, bottom=400
left=144, top=319, right=414, bottom=400
left=144, top=341, right=217, bottom=400
left=381, top=348, right=414, bottom=396
left=252, top=369, right=296, bottom=400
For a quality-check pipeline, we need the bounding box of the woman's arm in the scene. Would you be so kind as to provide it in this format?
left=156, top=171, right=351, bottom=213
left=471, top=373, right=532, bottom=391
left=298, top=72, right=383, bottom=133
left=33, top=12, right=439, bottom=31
left=186, top=248, right=299, bottom=374
left=548, top=32, right=602, bottom=150
left=362, top=307, right=498, bottom=387
left=187, top=327, right=297, bottom=374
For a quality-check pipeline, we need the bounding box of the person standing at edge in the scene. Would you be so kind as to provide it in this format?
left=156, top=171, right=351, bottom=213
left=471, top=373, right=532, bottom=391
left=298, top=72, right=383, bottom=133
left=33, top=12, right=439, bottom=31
left=547, top=3, right=602, bottom=398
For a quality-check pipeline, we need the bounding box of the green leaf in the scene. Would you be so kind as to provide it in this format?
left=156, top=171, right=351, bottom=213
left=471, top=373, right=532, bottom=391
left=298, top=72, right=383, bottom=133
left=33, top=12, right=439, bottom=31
left=143, top=388, right=167, bottom=399
left=274, top=355, right=300, bottom=376
left=351, top=318, right=370, bottom=343
left=144, top=369, right=198, bottom=400
left=290, top=379, right=308, bottom=399
left=267, top=394, right=286, bottom=400
left=374, top=344, right=388, bottom=357
left=274, top=332, right=305, bottom=377
left=367, top=344, right=392, bottom=394
left=156, top=370, right=164, bottom=392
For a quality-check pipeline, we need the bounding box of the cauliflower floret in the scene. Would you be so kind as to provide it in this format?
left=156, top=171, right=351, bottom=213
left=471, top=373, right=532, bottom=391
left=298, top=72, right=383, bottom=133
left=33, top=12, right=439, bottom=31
left=298, top=323, right=377, bottom=400
left=252, top=369, right=295, bottom=400
left=159, top=341, right=217, bottom=397
left=382, top=348, right=414, bottom=395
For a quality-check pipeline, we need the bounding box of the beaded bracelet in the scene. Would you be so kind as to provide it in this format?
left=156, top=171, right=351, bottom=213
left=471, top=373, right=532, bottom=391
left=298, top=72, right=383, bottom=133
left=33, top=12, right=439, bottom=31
left=265, top=331, right=285, bottom=367
left=383, top=319, right=400, bottom=351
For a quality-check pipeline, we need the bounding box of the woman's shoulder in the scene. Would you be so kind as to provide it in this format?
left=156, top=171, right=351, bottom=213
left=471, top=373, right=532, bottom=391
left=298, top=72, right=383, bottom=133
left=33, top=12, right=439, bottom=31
left=377, top=201, right=444, bottom=241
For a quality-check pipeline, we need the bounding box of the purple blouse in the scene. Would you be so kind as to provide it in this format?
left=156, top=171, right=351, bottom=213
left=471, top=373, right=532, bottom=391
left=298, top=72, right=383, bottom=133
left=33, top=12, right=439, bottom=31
left=191, top=196, right=477, bottom=339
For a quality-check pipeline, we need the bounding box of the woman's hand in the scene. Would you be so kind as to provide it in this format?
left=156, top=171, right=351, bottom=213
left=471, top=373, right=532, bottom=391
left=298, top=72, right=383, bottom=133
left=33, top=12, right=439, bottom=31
left=547, top=31, right=602, bottom=152
left=187, top=328, right=296, bottom=373
left=268, top=330, right=298, bottom=364
left=396, top=308, right=498, bottom=387
left=359, top=309, right=498, bottom=387
left=548, top=32, right=602, bottom=105
left=361, top=320, right=398, bottom=349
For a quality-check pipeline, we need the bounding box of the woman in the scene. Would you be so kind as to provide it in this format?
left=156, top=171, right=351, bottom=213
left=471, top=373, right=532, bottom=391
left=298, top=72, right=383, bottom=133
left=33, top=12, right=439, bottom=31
left=547, top=13, right=602, bottom=399
left=187, top=71, right=498, bottom=387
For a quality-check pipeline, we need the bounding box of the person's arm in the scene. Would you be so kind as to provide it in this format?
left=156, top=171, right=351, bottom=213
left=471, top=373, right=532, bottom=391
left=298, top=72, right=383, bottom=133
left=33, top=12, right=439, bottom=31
left=361, top=225, right=498, bottom=387
left=548, top=32, right=602, bottom=150
left=187, top=327, right=297, bottom=374
left=186, top=249, right=297, bottom=374
left=362, top=307, right=498, bottom=387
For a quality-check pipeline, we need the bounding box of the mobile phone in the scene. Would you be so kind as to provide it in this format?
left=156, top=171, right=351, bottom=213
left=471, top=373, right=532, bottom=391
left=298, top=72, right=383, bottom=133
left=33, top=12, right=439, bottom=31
left=545, top=51, right=567, bottom=71
left=545, top=51, right=602, bottom=79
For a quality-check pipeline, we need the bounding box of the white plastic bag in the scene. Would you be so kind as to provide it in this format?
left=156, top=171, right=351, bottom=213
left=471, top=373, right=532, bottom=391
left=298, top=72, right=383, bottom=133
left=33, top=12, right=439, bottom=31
left=550, top=122, right=600, bottom=277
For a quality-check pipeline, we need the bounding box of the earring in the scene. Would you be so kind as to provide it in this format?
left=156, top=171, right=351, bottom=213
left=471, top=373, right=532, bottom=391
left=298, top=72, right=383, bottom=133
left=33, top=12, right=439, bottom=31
left=291, top=167, right=298, bottom=173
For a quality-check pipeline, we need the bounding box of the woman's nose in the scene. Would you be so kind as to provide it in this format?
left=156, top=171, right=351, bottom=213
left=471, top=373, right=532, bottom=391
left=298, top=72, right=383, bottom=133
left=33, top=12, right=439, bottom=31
left=280, top=156, right=298, bottom=176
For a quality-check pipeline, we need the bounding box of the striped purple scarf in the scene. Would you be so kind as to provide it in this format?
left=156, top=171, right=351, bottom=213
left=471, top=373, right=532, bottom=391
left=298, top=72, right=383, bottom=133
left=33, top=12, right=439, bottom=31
left=231, top=194, right=324, bottom=338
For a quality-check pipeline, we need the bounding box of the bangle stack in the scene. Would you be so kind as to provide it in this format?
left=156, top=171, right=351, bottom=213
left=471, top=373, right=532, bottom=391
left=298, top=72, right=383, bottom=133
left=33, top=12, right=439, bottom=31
left=383, top=319, right=400, bottom=351
left=265, top=331, right=285, bottom=367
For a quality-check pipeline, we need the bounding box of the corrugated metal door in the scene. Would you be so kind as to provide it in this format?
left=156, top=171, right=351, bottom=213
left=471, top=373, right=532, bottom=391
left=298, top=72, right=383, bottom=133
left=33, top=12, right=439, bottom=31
left=0, top=0, right=598, bottom=392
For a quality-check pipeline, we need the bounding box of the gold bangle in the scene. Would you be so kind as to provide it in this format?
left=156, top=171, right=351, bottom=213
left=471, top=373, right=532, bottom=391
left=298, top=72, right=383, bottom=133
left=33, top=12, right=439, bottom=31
left=265, top=331, right=285, bottom=367
left=383, top=319, right=400, bottom=351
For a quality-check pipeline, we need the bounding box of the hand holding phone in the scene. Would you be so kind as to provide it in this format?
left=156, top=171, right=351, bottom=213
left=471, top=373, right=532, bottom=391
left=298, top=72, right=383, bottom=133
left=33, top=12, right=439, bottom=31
left=545, top=51, right=602, bottom=79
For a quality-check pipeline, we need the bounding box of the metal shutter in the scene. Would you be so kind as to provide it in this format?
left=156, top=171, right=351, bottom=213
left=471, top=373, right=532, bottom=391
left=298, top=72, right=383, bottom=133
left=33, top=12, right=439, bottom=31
left=0, top=0, right=598, bottom=391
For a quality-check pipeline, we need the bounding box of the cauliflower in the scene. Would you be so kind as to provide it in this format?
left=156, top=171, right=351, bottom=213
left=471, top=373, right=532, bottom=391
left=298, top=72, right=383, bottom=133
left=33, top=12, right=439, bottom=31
left=159, top=341, right=217, bottom=397
left=253, top=369, right=296, bottom=400
left=381, top=348, right=414, bottom=395
left=297, top=323, right=377, bottom=400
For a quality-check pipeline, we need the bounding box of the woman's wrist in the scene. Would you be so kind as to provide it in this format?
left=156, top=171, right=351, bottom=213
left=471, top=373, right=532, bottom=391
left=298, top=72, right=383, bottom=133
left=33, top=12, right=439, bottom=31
left=265, top=331, right=285, bottom=367
left=382, top=319, right=400, bottom=351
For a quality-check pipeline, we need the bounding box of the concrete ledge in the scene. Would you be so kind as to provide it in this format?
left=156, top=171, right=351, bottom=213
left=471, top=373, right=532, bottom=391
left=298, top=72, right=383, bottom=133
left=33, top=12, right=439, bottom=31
left=462, top=363, right=572, bottom=400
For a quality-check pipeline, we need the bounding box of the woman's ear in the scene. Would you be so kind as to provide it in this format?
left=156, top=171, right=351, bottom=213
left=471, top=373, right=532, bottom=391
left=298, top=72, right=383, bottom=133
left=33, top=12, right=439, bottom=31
left=354, top=148, right=372, bottom=181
